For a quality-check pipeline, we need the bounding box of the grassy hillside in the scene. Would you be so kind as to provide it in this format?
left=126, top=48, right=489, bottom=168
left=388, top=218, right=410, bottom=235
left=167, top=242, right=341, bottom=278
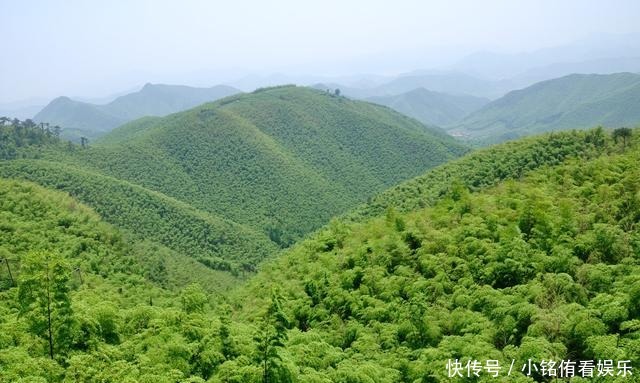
left=34, top=84, right=240, bottom=140
left=366, top=87, right=489, bottom=126
left=451, top=72, right=640, bottom=144
left=59, top=85, right=467, bottom=246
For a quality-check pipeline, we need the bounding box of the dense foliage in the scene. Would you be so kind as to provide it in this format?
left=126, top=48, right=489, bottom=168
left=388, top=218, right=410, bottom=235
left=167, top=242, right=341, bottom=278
left=0, top=160, right=277, bottom=276
left=0, top=128, right=637, bottom=382
left=348, top=128, right=611, bottom=222
left=451, top=73, right=640, bottom=144
left=232, top=130, right=640, bottom=381
left=41, top=86, right=467, bottom=247
left=0, top=178, right=238, bottom=380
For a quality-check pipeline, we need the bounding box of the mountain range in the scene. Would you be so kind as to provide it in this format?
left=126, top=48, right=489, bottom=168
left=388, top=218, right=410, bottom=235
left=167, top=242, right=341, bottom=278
left=450, top=72, right=640, bottom=143
left=365, top=88, right=489, bottom=126
left=33, top=83, right=240, bottom=140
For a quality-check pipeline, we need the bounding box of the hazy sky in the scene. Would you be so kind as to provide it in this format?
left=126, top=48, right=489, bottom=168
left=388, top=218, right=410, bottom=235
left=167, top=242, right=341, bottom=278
left=2, top=0, right=640, bottom=103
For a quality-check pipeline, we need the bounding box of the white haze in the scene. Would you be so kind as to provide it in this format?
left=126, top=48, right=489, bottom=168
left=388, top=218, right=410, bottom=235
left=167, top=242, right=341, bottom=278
left=1, top=0, right=640, bottom=104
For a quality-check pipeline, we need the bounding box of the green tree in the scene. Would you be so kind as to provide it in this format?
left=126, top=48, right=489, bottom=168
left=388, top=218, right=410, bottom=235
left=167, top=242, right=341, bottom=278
left=612, top=127, right=632, bottom=149
left=181, top=283, right=208, bottom=314
left=254, top=290, right=293, bottom=383
left=17, top=251, right=74, bottom=359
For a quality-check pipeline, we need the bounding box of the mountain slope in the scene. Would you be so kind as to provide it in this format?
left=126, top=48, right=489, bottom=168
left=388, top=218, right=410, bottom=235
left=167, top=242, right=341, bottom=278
left=62, top=85, right=467, bottom=245
left=347, top=129, right=610, bottom=221
left=366, top=87, right=489, bottom=126
left=2, top=87, right=466, bottom=274
left=227, top=128, right=639, bottom=381
left=34, top=83, right=240, bottom=140
left=0, top=159, right=278, bottom=274
left=451, top=72, right=640, bottom=143
left=0, top=177, right=247, bottom=379
left=1, top=128, right=638, bottom=382
left=33, top=96, right=126, bottom=134
left=105, top=83, right=240, bottom=120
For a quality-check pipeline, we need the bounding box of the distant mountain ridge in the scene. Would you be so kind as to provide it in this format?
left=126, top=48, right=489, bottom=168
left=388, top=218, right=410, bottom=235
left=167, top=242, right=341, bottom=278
left=34, top=83, right=240, bottom=140
left=314, top=72, right=511, bottom=99
left=365, top=87, right=489, bottom=126
left=450, top=72, right=640, bottom=143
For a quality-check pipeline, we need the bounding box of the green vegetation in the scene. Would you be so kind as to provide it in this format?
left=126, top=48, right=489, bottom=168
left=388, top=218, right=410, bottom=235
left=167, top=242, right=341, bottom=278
left=0, top=178, right=247, bottom=380
left=366, top=87, right=489, bottom=126
left=1, top=128, right=637, bottom=382
left=34, top=84, right=240, bottom=140
left=2, top=87, right=465, bottom=278
left=451, top=73, right=640, bottom=144
left=348, top=128, right=611, bottom=221
left=232, top=128, right=640, bottom=381
left=42, top=86, right=467, bottom=247
left=0, top=160, right=277, bottom=275
left=0, top=117, right=62, bottom=159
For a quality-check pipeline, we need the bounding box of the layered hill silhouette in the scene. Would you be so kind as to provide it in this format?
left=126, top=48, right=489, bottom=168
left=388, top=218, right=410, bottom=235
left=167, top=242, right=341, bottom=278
left=365, top=87, right=489, bottom=126
left=75, top=86, right=467, bottom=245
left=314, top=71, right=508, bottom=100
left=2, top=85, right=466, bottom=273
left=450, top=72, right=640, bottom=143
left=33, top=83, right=240, bottom=140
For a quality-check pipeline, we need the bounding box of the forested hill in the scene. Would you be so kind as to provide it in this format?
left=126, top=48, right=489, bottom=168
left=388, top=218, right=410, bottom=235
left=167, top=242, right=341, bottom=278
left=0, top=87, right=465, bottom=276
left=33, top=83, right=240, bottom=140
left=53, top=85, right=468, bottom=247
left=450, top=72, right=640, bottom=144
left=228, top=127, right=639, bottom=381
left=1, top=124, right=638, bottom=381
left=0, top=177, right=245, bottom=378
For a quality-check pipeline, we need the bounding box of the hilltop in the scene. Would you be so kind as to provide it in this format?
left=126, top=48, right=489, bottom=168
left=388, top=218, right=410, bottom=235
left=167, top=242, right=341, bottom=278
left=73, top=86, right=467, bottom=246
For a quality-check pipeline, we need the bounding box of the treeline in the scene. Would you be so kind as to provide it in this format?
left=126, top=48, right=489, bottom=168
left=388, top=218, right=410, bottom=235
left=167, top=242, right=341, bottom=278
left=0, top=117, right=62, bottom=159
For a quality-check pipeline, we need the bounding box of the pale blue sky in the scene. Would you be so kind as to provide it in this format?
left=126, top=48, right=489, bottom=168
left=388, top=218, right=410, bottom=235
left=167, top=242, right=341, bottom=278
left=2, top=0, right=639, bottom=103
